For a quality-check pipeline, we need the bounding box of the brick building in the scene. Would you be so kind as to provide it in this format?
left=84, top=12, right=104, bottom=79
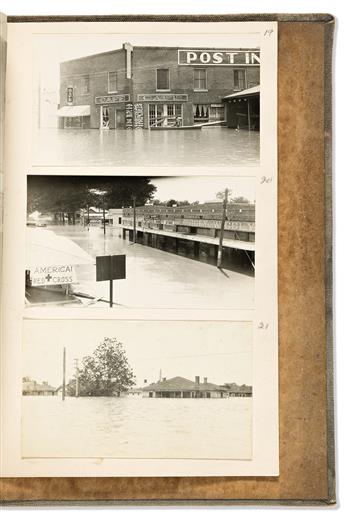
left=58, top=44, right=260, bottom=129
left=120, top=201, right=255, bottom=273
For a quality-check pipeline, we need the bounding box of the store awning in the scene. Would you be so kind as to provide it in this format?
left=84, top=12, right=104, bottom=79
left=223, top=85, right=260, bottom=100
left=26, top=228, right=94, bottom=268
left=57, top=105, right=91, bottom=117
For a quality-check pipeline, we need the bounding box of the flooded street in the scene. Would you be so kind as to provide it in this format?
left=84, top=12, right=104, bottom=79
left=33, top=128, right=259, bottom=167
left=22, top=396, right=252, bottom=459
left=28, top=225, right=254, bottom=309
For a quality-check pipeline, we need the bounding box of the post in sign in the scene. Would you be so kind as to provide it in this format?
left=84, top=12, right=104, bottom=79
left=96, top=254, right=126, bottom=308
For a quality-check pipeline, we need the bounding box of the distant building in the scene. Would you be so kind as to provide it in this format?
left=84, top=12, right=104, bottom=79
left=143, top=376, right=226, bottom=399
left=22, top=379, right=57, bottom=396
left=80, top=207, right=110, bottom=225
left=108, top=208, right=123, bottom=228
left=58, top=43, right=260, bottom=129
left=221, top=383, right=253, bottom=397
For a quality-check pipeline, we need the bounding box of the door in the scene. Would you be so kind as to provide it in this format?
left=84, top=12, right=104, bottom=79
left=115, top=109, right=125, bottom=129
left=100, top=105, right=110, bottom=129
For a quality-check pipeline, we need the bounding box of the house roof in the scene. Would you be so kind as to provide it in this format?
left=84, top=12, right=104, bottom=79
left=23, top=380, right=56, bottom=392
left=221, top=383, right=253, bottom=393
left=223, top=85, right=260, bottom=100
left=143, top=376, right=222, bottom=392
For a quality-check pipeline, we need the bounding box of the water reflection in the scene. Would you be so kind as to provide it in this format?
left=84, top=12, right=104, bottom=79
left=33, top=128, right=259, bottom=167
left=22, top=396, right=252, bottom=459
left=32, top=225, right=254, bottom=309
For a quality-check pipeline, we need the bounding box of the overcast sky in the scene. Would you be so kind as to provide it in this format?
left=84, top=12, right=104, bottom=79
left=33, top=31, right=260, bottom=91
left=23, top=320, right=252, bottom=388
left=151, top=176, right=255, bottom=203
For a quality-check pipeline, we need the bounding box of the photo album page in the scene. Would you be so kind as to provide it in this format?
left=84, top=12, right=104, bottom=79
left=1, top=20, right=278, bottom=477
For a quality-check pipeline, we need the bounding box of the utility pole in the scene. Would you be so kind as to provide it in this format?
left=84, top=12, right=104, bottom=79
left=132, top=195, right=137, bottom=243
left=62, top=347, right=66, bottom=401
left=73, top=358, right=79, bottom=397
left=102, top=194, right=106, bottom=235
left=217, top=188, right=229, bottom=268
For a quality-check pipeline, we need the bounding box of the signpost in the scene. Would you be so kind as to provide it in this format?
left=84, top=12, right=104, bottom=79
left=96, top=254, right=126, bottom=308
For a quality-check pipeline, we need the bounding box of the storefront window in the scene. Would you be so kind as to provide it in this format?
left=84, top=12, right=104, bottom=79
left=156, top=69, right=170, bottom=90
left=149, top=104, right=182, bottom=127
left=193, top=104, right=209, bottom=123
left=108, top=71, right=117, bottom=93
left=194, top=68, right=207, bottom=91
left=209, top=105, right=225, bottom=121
left=234, top=69, right=246, bottom=91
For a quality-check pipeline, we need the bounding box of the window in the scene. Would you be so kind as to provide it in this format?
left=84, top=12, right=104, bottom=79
left=193, top=104, right=209, bottom=123
left=156, top=69, right=170, bottom=90
left=234, top=69, right=246, bottom=91
left=149, top=104, right=182, bottom=127
left=108, top=71, right=117, bottom=93
left=209, top=105, right=225, bottom=121
left=194, top=68, right=207, bottom=91
left=81, top=75, right=89, bottom=94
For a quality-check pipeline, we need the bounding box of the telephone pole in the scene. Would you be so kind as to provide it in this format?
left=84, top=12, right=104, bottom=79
left=132, top=195, right=137, bottom=243
left=217, top=188, right=229, bottom=268
left=102, top=194, right=106, bottom=235
left=73, top=358, right=79, bottom=397
left=62, top=347, right=66, bottom=401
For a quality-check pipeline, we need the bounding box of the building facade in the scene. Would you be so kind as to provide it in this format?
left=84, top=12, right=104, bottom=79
left=121, top=201, right=255, bottom=273
left=58, top=44, right=260, bottom=129
left=142, top=376, right=225, bottom=398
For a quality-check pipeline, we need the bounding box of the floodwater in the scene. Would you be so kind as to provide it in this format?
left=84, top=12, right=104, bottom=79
left=32, top=128, right=259, bottom=167
left=22, top=396, right=252, bottom=459
left=29, top=225, right=254, bottom=309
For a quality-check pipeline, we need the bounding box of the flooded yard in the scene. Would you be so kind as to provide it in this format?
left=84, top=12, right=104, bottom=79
left=22, top=396, right=252, bottom=459
left=32, top=128, right=259, bottom=167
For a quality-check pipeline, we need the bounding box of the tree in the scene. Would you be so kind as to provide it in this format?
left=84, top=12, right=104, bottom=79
left=66, top=338, right=136, bottom=397
left=232, top=196, right=250, bottom=204
left=27, top=176, right=157, bottom=220
left=166, top=199, right=178, bottom=207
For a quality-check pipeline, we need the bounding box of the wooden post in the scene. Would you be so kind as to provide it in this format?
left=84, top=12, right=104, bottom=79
left=62, top=347, right=66, bottom=401
left=217, top=188, right=229, bottom=268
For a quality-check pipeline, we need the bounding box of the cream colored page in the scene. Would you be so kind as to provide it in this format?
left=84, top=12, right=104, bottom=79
left=1, top=21, right=277, bottom=477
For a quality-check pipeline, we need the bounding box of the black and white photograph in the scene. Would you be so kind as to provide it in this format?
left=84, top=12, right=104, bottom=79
left=25, top=175, right=255, bottom=309
left=33, top=32, right=260, bottom=167
left=1, top=19, right=279, bottom=479
left=22, top=319, right=252, bottom=460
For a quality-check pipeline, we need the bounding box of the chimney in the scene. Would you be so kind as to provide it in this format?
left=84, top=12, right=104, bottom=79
left=143, top=379, right=147, bottom=384
left=195, top=376, right=200, bottom=384
left=204, top=377, right=207, bottom=384
left=162, top=377, right=166, bottom=382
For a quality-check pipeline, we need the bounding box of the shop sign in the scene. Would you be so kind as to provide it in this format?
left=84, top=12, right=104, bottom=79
left=95, top=94, right=130, bottom=105
left=178, top=49, right=260, bottom=66
left=137, top=94, right=188, bottom=102
left=67, top=86, right=74, bottom=105
left=30, top=265, right=76, bottom=286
